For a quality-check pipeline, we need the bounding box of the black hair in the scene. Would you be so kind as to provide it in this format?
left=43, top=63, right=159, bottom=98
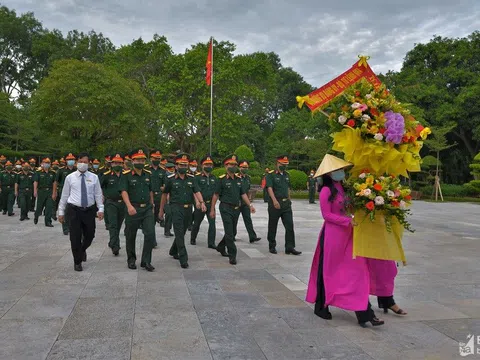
left=77, top=152, right=89, bottom=160
left=317, top=174, right=342, bottom=202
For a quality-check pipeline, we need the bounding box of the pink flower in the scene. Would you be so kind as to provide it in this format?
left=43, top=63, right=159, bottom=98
left=359, top=104, right=368, bottom=112
left=394, top=190, right=401, bottom=197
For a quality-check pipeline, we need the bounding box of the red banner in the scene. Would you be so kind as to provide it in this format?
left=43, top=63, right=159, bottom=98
left=297, top=57, right=382, bottom=111
left=206, top=39, right=212, bottom=86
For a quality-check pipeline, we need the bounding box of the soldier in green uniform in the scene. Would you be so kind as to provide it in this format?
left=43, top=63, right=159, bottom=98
left=28, top=158, right=37, bottom=211
left=101, top=153, right=126, bottom=256
left=159, top=153, right=204, bottom=269
left=34, top=157, right=56, bottom=227
left=236, top=160, right=261, bottom=243
left=163, top=161, right=175, bottom=237
left=91, top=158, right=101, bottom=175
left=0, top=155, right=6, bottom=171
left=266, top=155, right=301, bottom=255
left=262, top=168, right=270, bottom=203
left=146, top=149, right=165, bottom=247
left=186, top=159, right=198, bottom=231
left=307, top=169, right=316, bottom=204
left=120, top=148, right=155, bottom=272
left=0, top=160, right=17, bottom=216
left=15, top=161, right=34, bottom=221
left=190, top=155, right=217, bottom=248
left=54, top=153, right=77, bottom=234
left=210, top=154, right=256, bottom=265
left=123, top=155, right=133, bottom=171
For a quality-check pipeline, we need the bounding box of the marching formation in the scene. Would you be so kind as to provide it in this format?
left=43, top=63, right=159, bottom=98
left=0, top=150, right=302, bottom=272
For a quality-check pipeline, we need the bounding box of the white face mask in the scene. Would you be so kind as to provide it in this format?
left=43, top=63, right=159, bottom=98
left=15, top=165, right=21, bottom=170
left=190, top=167, right=197, bottom=172
left=77, top=163, right=89, bottom=172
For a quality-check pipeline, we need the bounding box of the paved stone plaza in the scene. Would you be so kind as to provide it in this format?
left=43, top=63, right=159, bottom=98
left=0, top=200, right=479, bottom=360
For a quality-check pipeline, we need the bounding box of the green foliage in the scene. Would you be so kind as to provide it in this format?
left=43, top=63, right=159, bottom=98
left=211, top=168, right=226, bottom=177
left=421, top=155, right=441, bottom=169
left=288, top=169, right=308, bottom=190
left=420, top=184, right=477, bottom=198
left=234, top=145, right=254, bottom=162
left=465, top=151, right=480, bottom=193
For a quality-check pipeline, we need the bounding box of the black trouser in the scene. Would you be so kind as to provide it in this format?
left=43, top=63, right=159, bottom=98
left=235, top=203, right=257, bottom=241
left=308, top=187, right=315, bottom=203
left=18, top=190, right=32, bottom=219
left=217, top=202, right=239, bottom=261
left=315, top=229, right=375, bottom=323
left=377, top=296, right=396, bottom=309
left=267, top=199, right=295, bottom=250
left=191, top=201, right=216, bottom=247
left=67, top=204, right=97, bottom=265
left=169, top=203, right=192, bottom=265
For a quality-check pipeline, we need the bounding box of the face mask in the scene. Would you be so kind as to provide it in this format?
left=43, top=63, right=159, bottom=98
left=151, top=160, right=160, bottom=166
left=227, top=166, right=238, bottom=173
left=330, top=169, right=346, bottom=182
left=134, top=163, right=144, bottom=170
left=189, top=167, right=197, bottom=173
left=125, top=161, right=132, bottom=167
left=29, top=163, right=35, bottom=167
left=23, top=166, right=30, bottom=171
left=240, top=168, right=249, bottom=174
left=6, top=166, right=12, bottom=171
left=52, top=166, right=59, bottom=170
left=178, top=167, right=187, bottom=174
left=93, top=164, right=99, bottom=169
left=204, top=167, right=213, bottom=173
left=77, top=163, right=88, bottom=172
left=112, top=165, right=123, bottom=172
left=15, top=165, right=21, bottom=170
left=43, top=164, right=50, bottom=169
left=279, top=165, right=286, bottom=172
left=67, top=160, right=75, bottom=167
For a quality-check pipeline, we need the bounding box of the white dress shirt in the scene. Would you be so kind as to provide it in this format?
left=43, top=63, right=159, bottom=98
left=58, top=170, right=104, bottom=216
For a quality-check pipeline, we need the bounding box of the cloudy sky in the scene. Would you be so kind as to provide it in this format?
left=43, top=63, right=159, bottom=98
left=5, top=0, right=480, bottom=86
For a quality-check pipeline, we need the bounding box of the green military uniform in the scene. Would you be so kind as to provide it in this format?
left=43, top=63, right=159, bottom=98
left=162, top=164, right=175, bottom=236
left=16, top=169, right=34, bottom=220
left=236, top=161, right=260, bottom=243
left=308, top=172, right=316, bottom=203
left=29, top=160, right=38, bottom=211
left=34, top=164, right=56, bottom=226
left=120, top=149, right=155, bottom=269
left=190, top=156, right=217, bottom=248
left=56, top=164, right=77, bottom=233
left=101, top=164, right=125, bottom=254
left=187, top=160, right=198, bottom=231
left=146, top=150, right=165, bottom=246
left=98, top=156, right=112, bottom=229
left=0, top=164, right=17, bottom=215
left=163, top=154, right=199, bottom=267
left=214, top=154, right=247, bottom=263
left=265, top=155, right=298, bottom=254
left=262, top=169, right=270, bottom=203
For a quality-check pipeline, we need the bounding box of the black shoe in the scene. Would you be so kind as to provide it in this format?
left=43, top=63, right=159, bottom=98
left=216, top=248, right=229, bottom=257
left=190, top=240, right=196, bottom=245
left=359, top=317, right=385, bottom=328
left=52, top=216, right=57, bottom=221
left=34, top=217, right=38, bottom=224
left=141, top=262, right=155, bottom=271
left=82, top=252, right=87, bottom=262
left=20, top=217, right=25, bottom=221
left=63, top=230, right=69, bottom=235
left=8, top=213, right=15, bottom=216
left=74, top=264, right=83, bottom=272
left=269, top=248, right=277, bottom=254
left=314, top=305, right=333, bottom=320
left=112, top=249, right=119, bottom=256
left=128, top=262, right=137, bottom=270
left=208, top=245, right=217, bottom=250
left=187, top=226, right=192, bottom=231
left=2, top=211, right=6, bottom=215
left=249, top=237, right=261, bottom=243
left=164, top=232, right=173, bottom=237
left=229, top=258, right=237, bottom=265
left=105, top=225, right=110, bottom=230
left=285, top=248, right=302, bottom=255
left=45, top=223, right=54, bottom=228
left=181, top=263, right=189, bottom=269
left=25, top=217, right=30, bottom=220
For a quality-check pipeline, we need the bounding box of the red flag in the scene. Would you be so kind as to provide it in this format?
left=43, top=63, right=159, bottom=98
left=206, top=38, right=212, bottom=86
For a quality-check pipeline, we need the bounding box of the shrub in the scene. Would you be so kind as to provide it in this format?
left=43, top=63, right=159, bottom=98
left=234, top=145, right=254, bottom=162
left=250, top=175, right=261, bottom=185
left=420, top=184, right=477, bottom=198
left=421, top=155, right=440, bottom=170
left=211, top=168, right=226, bottom=177
left=288, top=169, right=308, bottom=190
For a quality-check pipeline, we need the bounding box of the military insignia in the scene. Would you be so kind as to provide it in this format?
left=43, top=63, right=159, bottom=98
left=182, top=155, right=187, bottom=160
left=139, top=149, right=144, bottom=154
left=232, top=155, right=236, bottom=160
left=283, top=156, right=287, bottom=161
left=219, top=174, right=226, bottom=179
left=145, top=178, right=150, bottom=182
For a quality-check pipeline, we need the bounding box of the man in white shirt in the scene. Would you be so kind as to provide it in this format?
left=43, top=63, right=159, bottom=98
left=58, top=153, right=104, bottom=271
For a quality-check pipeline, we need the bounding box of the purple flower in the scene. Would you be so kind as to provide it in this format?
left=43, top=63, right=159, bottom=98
left=384, top=111, right=405, bottom=144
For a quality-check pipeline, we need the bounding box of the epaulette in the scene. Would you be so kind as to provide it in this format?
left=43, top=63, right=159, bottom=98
left=143, top=169, right=152, bottom=174
left=268, top=170, right=275, bottom=173
left=167, top=173, right=175, bottom=178
left=219, top=174, right=226, bottom=179
left=122, top=170, right=130, bottom=175
left=36, top=167, right=42, bottom=171
left=195, top=172, right=201, bottom=176
left=235, top=173, right=242, bottom=178
left=187, top=173, right=194, bottom=177
left=103, top=170, right=111, bottom=175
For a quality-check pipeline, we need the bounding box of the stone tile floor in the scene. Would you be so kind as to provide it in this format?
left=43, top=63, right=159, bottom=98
left=0, top=200, right=479, bottom=359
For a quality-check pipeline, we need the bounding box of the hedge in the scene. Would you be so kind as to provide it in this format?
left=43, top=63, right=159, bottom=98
left=288, top=169, right=308, bottom=190
left=419, top=184, right=478, bottom=198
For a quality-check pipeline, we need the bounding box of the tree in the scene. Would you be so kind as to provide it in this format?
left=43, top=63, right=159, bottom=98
left=31, top=59, right=153, bottom=155
left=464, top=152, right=480, bottom=195
left=234, top=145, right=254, bottom=162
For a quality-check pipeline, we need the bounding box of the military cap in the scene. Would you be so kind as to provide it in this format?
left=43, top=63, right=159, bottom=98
left=124, top=154, right=131, bottom=161
left=161, top=158, right=167, bottom=165
left=59, top=158, right=66, bottom=164
left=23, top=161, right=30, bottom=167
left=92, top=158, right=100, bottom=164
left=200, top=155, right=214, bottom=166
left=239, top=160, right=249, bottom=168
left=5, top=160, right=12, bottom=166
left=165, top=162, right=175, bottom=168
left=52, top=160, right=60, bottom=165
left=0, top=155, right=6, bottom=162
left=104, top=154, right=112, bottom=162
left=150, top=149, right=162, bottom=159
left=111, top=153, right=124, bottom=162
left=65, top=153, right=76, bottom=160
left=223, top=154, right=238, bottom=165
left=15, top=160, right=22, bottom=166
left=42, top=157, right=51, bottom=163
left=131, top=148, right=147, bottom=160
left=189, top=159, right=198, bottom=166
left=276, top=155, right=289, bottom=164
left=29, top=158, right=36, bottom=163
left=175, top=153, right=190, bottom=164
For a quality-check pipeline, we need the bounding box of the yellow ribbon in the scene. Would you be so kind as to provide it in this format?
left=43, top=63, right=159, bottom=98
left=357, top=55, right=370, bottom=68
left=296, top=95, right=310, bottom=109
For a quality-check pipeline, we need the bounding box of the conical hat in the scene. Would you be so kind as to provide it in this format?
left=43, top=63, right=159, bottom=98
left=314, top=154, right=352, bottom=177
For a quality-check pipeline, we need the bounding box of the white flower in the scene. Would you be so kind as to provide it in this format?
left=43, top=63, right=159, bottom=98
left=379, top=176, right=385, bottom=180
left=361, top=114, right=371, bottom=121
left=363, top=189, right=372, bottom=197
left=374, top=133, right=383, bottom=141
left=359, top=173, right=366, bottom=179
left=399, top=200, right=407, bottom=210
left=374, top=196, right=385, bottom=205
left=351, top=102, right=361, bottom=109
left=386, top=190, right=395, bottom=198
left=366, top=94, right=372, bottom=99
left=338, top=115, right=347, bottom=124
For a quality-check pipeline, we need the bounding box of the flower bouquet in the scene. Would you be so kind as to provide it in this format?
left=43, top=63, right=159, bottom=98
left=326, top=79, right=431, bottom=177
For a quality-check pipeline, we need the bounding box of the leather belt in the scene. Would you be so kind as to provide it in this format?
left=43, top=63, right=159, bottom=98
left=277, top=198, right=289, bottom=202
left=68, top=204, right=96, bottom=211
left=39, top=187, right=51, bottom=190
left=107, top=198, right=123, bottom=203
left=172, top=203, right=192, bottom=208
left=221, top=202, right=240, bottom=210
left=131, top=203, right=148, bottom=208
left=205, top=200, right=211, bottom=204
left=21, top=188, right=31, bottom=191
left=2, top=185, right=12, bottom=188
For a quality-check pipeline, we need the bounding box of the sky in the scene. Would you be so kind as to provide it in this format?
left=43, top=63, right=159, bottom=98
left=5, top=0, right=480, bottom=87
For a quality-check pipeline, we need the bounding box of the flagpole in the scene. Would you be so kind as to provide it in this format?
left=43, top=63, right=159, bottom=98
left=209, top=37, right=214, bottom=155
